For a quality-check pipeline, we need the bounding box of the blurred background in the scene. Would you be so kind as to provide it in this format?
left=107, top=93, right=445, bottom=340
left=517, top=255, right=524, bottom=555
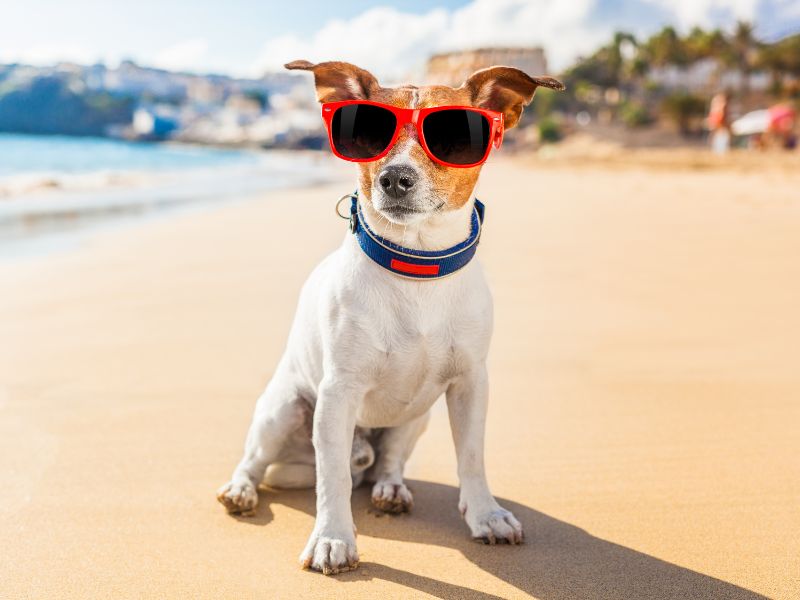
left=2, top=3, right=799, bottom=598
left=1, top=0, right=798, bottom=245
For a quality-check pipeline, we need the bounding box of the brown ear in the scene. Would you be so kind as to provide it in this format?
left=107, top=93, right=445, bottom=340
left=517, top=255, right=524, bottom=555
left=285, top=60, right=380, bottom=103
left=462, top=66, right=564, bottom=129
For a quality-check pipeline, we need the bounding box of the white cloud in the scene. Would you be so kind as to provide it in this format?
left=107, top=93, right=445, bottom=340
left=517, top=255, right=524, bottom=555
left=254, top=6, right=450, bottom=81
left=774, top=0, right=800, bottom=19
left=252, top=0, right=800, bottom=82
left=5, top=0, right=793, bottom=78
left=252, top=0, right=608, bottom=80
left=445, top=0, right=603, bottom=70
left=643, top=0, right=760, bottom=28
left=150, top=38, right=210, bottom=73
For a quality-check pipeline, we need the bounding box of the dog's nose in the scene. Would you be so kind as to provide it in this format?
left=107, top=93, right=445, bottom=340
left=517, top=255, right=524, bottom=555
left=378, top=165, right=417, bottom=199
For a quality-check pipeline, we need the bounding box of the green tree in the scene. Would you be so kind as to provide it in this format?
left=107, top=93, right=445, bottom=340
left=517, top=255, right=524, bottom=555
left=731, top=21, right=760, bottom=93
left=756, top=34, right=800, bottom=97
left=565, top=31, right=639, bottom=89
left=684, top=27, right=732, bottom=63
left=643, top=27, right=690, bottom=67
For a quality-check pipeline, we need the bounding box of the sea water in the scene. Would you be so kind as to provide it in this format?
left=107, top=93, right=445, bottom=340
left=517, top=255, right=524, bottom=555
left=0, top=133, right=337, bottom=254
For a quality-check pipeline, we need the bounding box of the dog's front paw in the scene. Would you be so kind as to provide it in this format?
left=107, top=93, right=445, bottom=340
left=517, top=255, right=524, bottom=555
left=300, top=529, right=359, bottom=575
left=216, top=479, right=258, bottom=515
left=371, top=480, right=413, bottom=513
left=461, top=501, right=523, bottom=545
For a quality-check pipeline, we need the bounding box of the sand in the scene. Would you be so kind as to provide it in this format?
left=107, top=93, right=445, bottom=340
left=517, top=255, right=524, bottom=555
left=1, top=155, right=798, bottom=599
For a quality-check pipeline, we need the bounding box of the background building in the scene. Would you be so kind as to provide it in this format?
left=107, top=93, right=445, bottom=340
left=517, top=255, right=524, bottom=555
left=425, top=47, right=548, bottom=86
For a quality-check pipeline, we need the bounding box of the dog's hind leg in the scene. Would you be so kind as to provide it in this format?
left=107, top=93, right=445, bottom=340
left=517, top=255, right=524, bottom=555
left=263, top=462, right=316, bottom=489
left=350, top=427, right=375, bottom=489
left=369, top=411, right=429, bottom=513
left=217, top=374, right=308, bottom=515
left=262, top=426, right=375, bottom=490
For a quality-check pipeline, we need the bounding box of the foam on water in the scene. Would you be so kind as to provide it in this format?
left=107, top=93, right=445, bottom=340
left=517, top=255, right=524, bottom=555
left=0, top=133, right=339, bottom=256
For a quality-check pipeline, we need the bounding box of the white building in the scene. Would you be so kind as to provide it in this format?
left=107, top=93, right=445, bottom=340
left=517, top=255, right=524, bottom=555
left=648, top=58, right=770, bottom=93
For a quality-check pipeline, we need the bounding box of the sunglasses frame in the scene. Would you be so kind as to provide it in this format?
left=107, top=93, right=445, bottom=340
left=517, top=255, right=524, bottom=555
left=320, top=100, right=505, bottom=168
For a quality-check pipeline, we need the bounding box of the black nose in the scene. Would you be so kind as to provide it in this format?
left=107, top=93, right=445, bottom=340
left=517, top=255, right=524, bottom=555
left=378, top=165, right=417, bottom=199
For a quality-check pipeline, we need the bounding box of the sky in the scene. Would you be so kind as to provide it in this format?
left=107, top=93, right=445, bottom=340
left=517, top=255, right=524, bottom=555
left=1, top=0, right=799, bottom=79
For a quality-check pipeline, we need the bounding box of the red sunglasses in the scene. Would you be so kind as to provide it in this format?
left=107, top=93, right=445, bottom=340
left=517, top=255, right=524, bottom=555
left=320, top=100, right=504, bottom=168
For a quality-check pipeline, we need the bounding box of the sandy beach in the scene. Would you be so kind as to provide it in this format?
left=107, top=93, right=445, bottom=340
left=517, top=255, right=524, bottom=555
left=1, top=155, right=798, bottom=599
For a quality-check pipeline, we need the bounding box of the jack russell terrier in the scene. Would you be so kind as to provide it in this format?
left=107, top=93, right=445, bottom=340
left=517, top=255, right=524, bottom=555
left=217, top=59, right=563, bottom=575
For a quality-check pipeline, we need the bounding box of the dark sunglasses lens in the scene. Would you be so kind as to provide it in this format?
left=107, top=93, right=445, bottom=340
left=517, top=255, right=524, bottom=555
left=330, top=104, right=396, bottom=159
left=422, top=109, right=491, bottom=165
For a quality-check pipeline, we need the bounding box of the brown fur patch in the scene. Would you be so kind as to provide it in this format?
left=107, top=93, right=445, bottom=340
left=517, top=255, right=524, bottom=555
left=285, top=60, right=380, bottom=103
left=357, top=85, right=482, bottom=210
left=462, top=66, right=564, bottom=129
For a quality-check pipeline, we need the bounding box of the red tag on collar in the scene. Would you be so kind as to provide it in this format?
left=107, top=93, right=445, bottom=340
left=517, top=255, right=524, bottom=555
left=390, top=259, right=440, bottom=276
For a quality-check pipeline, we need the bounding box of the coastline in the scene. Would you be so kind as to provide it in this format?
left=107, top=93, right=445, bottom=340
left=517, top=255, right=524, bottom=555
left=0, top=138, right=349, bottom=259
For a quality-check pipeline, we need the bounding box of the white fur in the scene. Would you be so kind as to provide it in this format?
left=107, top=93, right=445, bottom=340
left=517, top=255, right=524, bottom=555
left=217, top=164, right=522, bottom=574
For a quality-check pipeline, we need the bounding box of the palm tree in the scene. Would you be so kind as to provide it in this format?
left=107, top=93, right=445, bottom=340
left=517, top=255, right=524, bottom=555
left=756, top=34, right=800, bottom=97
left=685, top=27, right=731, bottom=62
left=643, top=26, right=689, bottom=67
left=731, top=21, right=759, bottom=95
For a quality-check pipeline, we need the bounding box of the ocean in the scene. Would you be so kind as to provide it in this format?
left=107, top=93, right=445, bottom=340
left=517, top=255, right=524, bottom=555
left=0, top=133, right=259, bottom=182
left=0, top=133, right=337, bottom=255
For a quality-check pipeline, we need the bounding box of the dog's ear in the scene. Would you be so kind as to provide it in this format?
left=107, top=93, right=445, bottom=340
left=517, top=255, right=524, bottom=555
left=285, top=60, right=380, bottom=103
left=462, top=66, right=564, bottom=129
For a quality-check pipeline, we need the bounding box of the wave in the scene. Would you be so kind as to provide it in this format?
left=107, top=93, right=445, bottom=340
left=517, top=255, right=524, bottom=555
left=0, top=169, right=158, bottom=198
left=0, top=150, right=342, bottom=246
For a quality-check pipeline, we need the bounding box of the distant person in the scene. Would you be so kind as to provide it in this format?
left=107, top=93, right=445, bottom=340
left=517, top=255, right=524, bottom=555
left=708, top=92, right=731, bottom=155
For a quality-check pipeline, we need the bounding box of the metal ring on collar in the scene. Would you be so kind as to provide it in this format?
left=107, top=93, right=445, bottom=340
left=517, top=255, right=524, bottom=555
left=335, top=193, right=357, bottom=220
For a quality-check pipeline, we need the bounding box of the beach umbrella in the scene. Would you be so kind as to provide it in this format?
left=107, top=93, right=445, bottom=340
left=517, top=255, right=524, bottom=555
left=731, top=110, right=770, bottom=136
left=768, top=104, right=796, bottom=133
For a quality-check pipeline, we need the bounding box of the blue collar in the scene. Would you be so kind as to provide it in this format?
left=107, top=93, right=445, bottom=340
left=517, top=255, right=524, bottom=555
left=348, top=194, right=485, bottom=280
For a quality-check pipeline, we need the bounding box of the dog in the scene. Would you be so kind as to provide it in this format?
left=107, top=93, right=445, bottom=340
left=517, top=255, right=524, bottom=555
left=217, top=59, right=563, bottom=575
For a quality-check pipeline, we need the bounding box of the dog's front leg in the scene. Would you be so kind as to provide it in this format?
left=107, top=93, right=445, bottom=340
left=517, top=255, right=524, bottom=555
left=446, top=365, right=524, bottom=544
left=300, top=377, right=360, bottom=574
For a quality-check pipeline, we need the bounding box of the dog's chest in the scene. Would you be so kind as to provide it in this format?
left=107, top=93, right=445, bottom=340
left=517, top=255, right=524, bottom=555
left=354, top=294, right=479, bottom=428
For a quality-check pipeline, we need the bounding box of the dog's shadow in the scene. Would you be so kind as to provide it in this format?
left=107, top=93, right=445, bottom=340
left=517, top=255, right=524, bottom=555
left=238, top=480, right=767, bottom=600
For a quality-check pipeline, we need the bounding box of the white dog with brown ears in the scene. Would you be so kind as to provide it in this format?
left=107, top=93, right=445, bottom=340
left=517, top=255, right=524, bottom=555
left=217, top=59, right=563, bottom=575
